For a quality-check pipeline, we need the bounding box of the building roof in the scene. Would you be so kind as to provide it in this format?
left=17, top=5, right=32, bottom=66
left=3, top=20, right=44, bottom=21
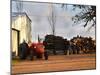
left=12, top=12, right=32, bottom=22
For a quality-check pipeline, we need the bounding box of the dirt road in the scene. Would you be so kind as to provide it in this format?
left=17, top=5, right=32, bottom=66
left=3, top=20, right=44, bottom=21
left=12, top=54, right=96, bottom=74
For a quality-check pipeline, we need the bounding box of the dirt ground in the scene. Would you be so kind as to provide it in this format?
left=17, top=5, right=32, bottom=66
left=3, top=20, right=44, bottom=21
left=12, top=54, right=96, bottom=75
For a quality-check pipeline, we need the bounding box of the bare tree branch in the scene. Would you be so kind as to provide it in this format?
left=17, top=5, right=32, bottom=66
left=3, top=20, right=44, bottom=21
left=47, top=5, right=56, bottom=35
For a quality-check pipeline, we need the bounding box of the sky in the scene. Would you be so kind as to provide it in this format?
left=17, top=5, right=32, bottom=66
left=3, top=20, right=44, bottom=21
left=12, top=1, right=96, bottom=42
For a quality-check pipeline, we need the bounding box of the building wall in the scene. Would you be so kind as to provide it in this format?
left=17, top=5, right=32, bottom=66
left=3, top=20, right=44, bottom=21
left=12, top=29, right=19, bottom=56
left=12, top=14, right=32, bottom=56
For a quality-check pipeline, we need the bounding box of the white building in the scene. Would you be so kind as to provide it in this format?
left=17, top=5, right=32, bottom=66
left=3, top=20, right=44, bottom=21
left=12, top=12, right=32, bottom=56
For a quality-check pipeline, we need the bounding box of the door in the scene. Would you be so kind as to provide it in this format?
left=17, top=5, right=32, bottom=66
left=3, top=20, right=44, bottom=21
left=12, top=28, right=20, bottom=56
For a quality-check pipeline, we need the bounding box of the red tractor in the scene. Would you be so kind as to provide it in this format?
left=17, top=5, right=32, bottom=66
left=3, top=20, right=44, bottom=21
left=29, top=42, right=45, bottom=60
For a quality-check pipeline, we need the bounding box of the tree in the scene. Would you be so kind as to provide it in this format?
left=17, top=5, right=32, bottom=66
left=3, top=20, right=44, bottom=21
left=15, top=0, right=23, bottom=13
left=47, top=4, right=57, bottom=55
left=62, top=4, right=96, bottom=30
left=48, top=4, right=56, bottom=36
